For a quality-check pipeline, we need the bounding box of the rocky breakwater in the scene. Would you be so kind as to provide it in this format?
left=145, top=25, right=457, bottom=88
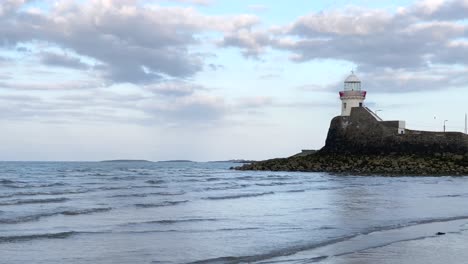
left=234, top=107, right=468, bottom=175
left=234, top=153, right=468, bottom=175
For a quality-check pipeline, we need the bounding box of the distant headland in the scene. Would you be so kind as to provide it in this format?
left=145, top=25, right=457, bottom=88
left=235, top=73, right=468, bottom=175
left=100, top=159, right=153, bottom=163
left=100, top=160, right=195, bottom=163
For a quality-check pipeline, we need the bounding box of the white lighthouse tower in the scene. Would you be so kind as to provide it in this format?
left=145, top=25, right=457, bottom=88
left=339, top=72, right=366, bottom=116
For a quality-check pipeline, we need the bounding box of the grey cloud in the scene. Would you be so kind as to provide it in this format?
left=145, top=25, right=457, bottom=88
left=297, top=67, right=468, bottom=94
left=169, top=0, right=213, bottom=5
left=236, top=96, right=274, bottom=108
left=276, top=2, right=468, bottom=70
left=207, top=63, right=224, bottom=71
left=140, top=95, right=226, bottom=123
left=0, top=80, right=226, bottom=125
left=0, top=0, right=33, bottom=17
left=234, top=96, right=335, bottom=111
left=260, top=2, right=468, bottom=93
left=362, top=67, right=468, bottom=93
left=205, top=1, right=468, bottom=90
left=411, top=0, right=468, bottom=20
left=0, top=80, right=101, bottom=90
left=0, top=1, right=257, bottom=84
left=145, top=81, right=204, bottom=97
left=288, top=8, right=394, bottom=37
left=40, top=52, right=89, bottom=70
left=219, top=29, right=270, bottom=58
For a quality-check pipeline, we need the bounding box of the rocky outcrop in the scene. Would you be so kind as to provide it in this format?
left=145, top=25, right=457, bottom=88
left=235, top=153, right=468, bottom=175
left=235, top=107, right=468, bottom=175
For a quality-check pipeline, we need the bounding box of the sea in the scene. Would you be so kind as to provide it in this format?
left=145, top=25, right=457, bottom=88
left=1, top=161, right=468, bottom=264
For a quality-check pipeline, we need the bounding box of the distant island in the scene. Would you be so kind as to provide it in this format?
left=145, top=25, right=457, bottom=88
left=210, top=159, right=256, bottom=163
left=157, top=160, right=194, bottom=163
left=235, top=74, right=468, bottom=175
left=100, top=160, right=153, bottom=163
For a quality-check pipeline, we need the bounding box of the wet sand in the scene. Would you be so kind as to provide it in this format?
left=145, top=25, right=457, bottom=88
left=259, top=219, right=468, bottom=263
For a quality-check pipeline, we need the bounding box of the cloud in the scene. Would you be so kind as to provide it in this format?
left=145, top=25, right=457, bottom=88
left=213, top=1, right=467, bottom=70
left=287, top=8, right=393, bottom=37
left=410, top=0, right=468, bottom=20
left=39, top=52, right=89, bottom=70
left=207, top=63, right=224, bottom=71
left=163, top=0, right=213, bottom=5
left=0, top=0, right=259, bottom=84
left=234, top=96, right=335, bottom=111
left=275, top=2, right=468, bottom=69
left=0, top=79, right=226, bottom=125
left=140, top=94, right=226, bottom=123
left=261, top=1, right=468, bottom=93
left=218, top=28, right=270, bottom=58
left=0, top=80, right=101, bottom=90
left=144, top=81, right=205, bottom=97
left=362, top=67, right=468, bottom=93
left=236, top=96, right=274, bottom=108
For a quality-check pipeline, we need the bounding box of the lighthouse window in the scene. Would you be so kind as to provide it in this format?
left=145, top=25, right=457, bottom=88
left=359, top=103, right=363, bottom=107
left=343, top=103, right=347, bottom=109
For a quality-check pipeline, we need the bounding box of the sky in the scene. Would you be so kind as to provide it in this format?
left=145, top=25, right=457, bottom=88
left=0, top=0, right=467, bottom=161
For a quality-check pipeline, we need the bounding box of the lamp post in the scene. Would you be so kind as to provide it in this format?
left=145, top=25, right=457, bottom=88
left=444, top=120, right=448, bottom=132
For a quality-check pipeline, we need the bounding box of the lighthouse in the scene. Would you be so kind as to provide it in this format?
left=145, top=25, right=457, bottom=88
left=339, top=72, right=366, bottom=116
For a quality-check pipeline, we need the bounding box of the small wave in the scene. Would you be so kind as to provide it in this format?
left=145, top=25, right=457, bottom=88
left=0, top=198, right=69, bottom=206
left=216, top=227, right=261, bottom=231
left=285, top=189, right=306, bottom=193
left=125, top=218, right=219, bottom=226
left=0, top=189, right=91, bottom=199
left=266, top=175, right=292, bottom=180
left=187, top=235, right=355, bottom=264
left=135, top=200, right=188, bottom=208
left=146, top=180, right=165, bottom=185
left=0, top=179, right=22, bottom=185
left=0, top=232, right=77, bottom=243
left=204, top=192, right=274, bottom=200
left=98, top=186, right=131, bottom=191
left=189, top=215, right=468, bottom=264
left=255, top=182, right=298, bottom=187
left=111, top=191, right=185, bottom=198
left=154, top=192, right=186, bottom=196
left=61, top=207, right=112, bottom=216
left=90, top=173, right=109, bottom=176
left=204, top=185, right=249, bottom=191
left=206, top=178, right=222, bottom=182
left=316, top=186, right=345, bottom=191
left=38, top=182, right=67, bottom=187
left=0, top=207, right=112, bottom=224
left=317, top=226, right=337, bottom=230
left=178, top=179, right=200, bottom=183
left=131, top=185, right=165, bottom=189
left=111, top=193, right=152, bottom=198
left=234, top=176, right=254, bottom=180
left=2, top=182, right=67, bottom=189
left=430, top=194, right=467, bottom=198
left=110, top=176, right=137, bottom=181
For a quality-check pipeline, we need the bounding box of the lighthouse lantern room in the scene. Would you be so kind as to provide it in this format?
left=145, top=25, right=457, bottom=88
left=339, top=72, right=366, bottom=116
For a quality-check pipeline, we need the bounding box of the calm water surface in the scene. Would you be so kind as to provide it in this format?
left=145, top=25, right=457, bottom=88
left=1, top=161, right=468, bottom=263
